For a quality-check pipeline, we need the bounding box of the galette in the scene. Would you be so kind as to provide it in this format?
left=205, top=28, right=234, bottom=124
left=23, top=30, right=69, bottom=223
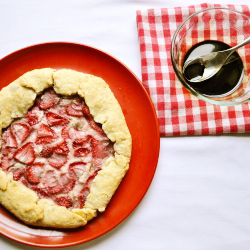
left=0, top=68, right=132, bottom=228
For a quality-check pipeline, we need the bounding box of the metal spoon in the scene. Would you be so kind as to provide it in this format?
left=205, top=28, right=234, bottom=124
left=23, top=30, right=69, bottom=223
left=183, top=37, right=250, bottom=82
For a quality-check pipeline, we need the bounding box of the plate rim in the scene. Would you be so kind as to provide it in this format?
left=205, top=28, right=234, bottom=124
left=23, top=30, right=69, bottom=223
left=0, top=41, right=160, bottom=248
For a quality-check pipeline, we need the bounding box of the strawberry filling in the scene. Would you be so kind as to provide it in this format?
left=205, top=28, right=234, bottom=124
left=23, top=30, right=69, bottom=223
left=12, top=122, right=32, bottom=144
left=0, top=89, right=114, bottom=209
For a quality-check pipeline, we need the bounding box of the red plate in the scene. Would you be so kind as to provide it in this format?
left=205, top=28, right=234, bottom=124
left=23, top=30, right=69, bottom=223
left=0, top=42, right=160, bottom=248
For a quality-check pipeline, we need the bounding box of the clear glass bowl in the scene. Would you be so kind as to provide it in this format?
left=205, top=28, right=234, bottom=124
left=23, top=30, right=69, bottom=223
left=171, top=7, right=250, bottom=106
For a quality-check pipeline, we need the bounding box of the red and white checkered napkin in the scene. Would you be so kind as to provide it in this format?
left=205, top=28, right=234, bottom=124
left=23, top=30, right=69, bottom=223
left=136, top=3, right=250, bottom=136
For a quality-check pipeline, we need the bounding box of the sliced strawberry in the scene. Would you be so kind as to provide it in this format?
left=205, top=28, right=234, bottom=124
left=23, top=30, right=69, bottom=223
left=25, top=107, right=40, bottom=125
left=87, top=118, right=105, bottom=135
left=71, top=98, right=83, bottom=110
left=73, top=198, right=83, bottom=209
left=5, top=167, right=23, bottom=181
left=91, top=138, right=114, bottom=169
left=40, top=145, right=53, bottom=158
left=73, top=134, right=92, bottom=147
left=28, top=116, right=38, bottom=126
left=14, top=142, right=35, bottom=164
left=7, top=148, right=16, bottom=160
left=54, top=195, right=72, bottom=208
left=73, top=171, right=98, bottom=208
left=91, top=138, right=113, bottom=159
left=91, top=138, right=99, bottom=158
left=53, top=141, right=69, bottom=155
left=0, top=156, right=15, bottom=171
left=66, top=104, right=83, bottom=116
left=37, top=124, right=55, bottom=137
left=20, top=178, right=29, bottom=187
left=0, top=157, right=9, bottom=171
left=38, top=89, right=60, bottom=110
left=6, top=164, right=25, bottom=181
left=86, top=171, right=98, bottom=187
left=12, top=122, right=32, bottom=143
left=25, top=163, right=44, bottom=184
left=68, top=128, right=86, bottom=140
left=35, top=124, right=56, bottom=144
left=66, top=98, right=84, bottom=117
left=1, top=146, right=16, bottom=157
left=75, top=187, right=90, bottom=208
left=43, top=170, right=63, bottom=194
left=46, top=112, right=69, bottom=126
left=48, top=154, right=68, bottom=169
left=74, top=147, right=90, bottom=157
left=61, top=126, right=69, bottom=139
left=36, top=137, right=56, bottom=145
left=60, top=173, right=76, bottom=192
left=93, top=158, right=103, bottom=170
left=12, top=169, right=23, bottom=181
left=82, top=104, right=92, bottom=119
left=2, top=129, right=17, bottom=148
left=31, top=186, right=50, bottom=198
left=57, top=106, right=68, bottom=116
left=68, top=162, right=86, bottom=179
left=1, top=147, right=10, bottom=156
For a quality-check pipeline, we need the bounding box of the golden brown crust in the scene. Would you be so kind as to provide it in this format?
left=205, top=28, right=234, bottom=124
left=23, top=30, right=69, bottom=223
left=33, top=199, right=87, bottom=228
left=84, top=155, right=130, bottom=212
left=19, top=68, right=55, bottom=94
left=0, top=81, right=36, bottom=129
left=0, top=172, right=44, bottom=224
left=53, top=69, right=85, bottom=95
left=0, top=68, right=132, bottom=228
left=0, top=171, right=9, bottom=191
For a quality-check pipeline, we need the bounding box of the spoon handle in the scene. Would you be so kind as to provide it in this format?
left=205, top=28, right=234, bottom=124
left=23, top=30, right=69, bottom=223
left=223, top=37, right=250, bottom=64
left=231, top=36, right=250, bottom=51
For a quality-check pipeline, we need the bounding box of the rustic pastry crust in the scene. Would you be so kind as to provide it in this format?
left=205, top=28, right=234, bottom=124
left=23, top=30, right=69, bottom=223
left=0, top=68, right=132, bottom=228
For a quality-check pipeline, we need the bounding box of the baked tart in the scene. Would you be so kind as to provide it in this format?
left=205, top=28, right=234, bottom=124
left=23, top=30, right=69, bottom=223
left=0, top=68, right=132, bottom=228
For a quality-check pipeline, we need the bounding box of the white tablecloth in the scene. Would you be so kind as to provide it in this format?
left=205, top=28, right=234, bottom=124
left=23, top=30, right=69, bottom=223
left=1, top=0, right=250, bottom=249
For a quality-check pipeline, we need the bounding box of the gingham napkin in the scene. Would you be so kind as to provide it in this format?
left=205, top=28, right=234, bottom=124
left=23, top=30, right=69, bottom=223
left=136, top=3, right=250, bottom=136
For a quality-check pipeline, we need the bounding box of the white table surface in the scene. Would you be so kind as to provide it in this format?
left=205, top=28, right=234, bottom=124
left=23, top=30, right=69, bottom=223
left=1, top=0, right=250, bottom=249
